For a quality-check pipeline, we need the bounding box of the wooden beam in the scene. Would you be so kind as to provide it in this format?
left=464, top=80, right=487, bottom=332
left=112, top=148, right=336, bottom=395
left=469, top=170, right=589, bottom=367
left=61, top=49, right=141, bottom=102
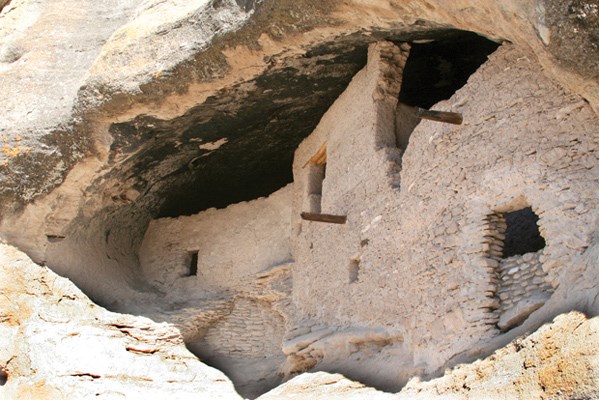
left=415, top=107, right=463, bottom=125
left=301, top=212, right=347, bottom=224
left=302, top=143, right=327, bottom=168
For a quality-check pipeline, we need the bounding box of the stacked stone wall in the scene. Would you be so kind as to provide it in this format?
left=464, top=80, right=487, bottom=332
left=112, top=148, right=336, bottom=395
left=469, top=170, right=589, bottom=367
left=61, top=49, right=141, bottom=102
left=478, top=211, right=555, bottom=331
left=139, top=184, right=292, bottom=293
left=203, top=298, right=286, bottom=359
left=137, top=41, right=599, bottom=383
left=497, top=253, right=552, bottom=311
left=291, top=42, right=599, bottom=374
left=496, top=252, right=554, bottom=331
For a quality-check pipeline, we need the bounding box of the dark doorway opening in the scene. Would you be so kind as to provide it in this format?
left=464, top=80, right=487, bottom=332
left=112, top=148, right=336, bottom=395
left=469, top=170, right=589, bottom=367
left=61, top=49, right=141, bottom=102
left=393, top=32, right=499, bottom=155
left=502, top=207, right=546, bottom=258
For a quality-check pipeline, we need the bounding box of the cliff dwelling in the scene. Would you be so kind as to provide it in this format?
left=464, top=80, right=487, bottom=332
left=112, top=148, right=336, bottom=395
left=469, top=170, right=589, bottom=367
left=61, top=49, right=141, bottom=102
left=1, top=1, right=599, bottom=399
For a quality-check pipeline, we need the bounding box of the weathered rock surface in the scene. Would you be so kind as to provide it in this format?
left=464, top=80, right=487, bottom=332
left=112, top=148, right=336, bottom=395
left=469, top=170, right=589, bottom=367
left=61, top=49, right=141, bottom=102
left=1, top=0, right=599, bottom=399
left=498, top=295, right=547, bottom=332
left=1, top=236, right=598, bottom=398
left=1, top=0, right=599, bottom=214
left=0, top=242, right=242, bottom=399
left=258, top=372, right=397, bottom=400
left=258, top=311, right=599, bottom=400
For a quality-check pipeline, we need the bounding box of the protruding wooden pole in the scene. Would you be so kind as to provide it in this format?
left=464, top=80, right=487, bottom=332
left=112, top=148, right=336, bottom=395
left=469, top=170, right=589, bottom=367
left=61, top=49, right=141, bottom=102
left=301, top=212, right=347, bottom=224
left=415, top=107, right=463, bottom=125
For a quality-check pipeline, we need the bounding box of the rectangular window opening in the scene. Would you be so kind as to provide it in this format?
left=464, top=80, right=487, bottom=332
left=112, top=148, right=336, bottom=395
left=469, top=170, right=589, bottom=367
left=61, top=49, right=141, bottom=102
left=307, top=161, right=326, bottom=214
left=188, top=251, right=199, bottom=276
left=349, top=259, right=360, bottom=283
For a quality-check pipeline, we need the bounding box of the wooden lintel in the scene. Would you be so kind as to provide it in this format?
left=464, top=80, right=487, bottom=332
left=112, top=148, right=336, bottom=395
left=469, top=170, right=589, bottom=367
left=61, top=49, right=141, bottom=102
left=415, top=107, right=463, bottom=125
left=302, top=143, right=327, bottom=168
left=301, top=212, right=347, bottom=224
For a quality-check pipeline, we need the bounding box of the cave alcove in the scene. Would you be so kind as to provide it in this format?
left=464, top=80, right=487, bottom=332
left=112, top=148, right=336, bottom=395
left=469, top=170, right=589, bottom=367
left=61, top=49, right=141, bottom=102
left=11, top=27, right=504, bottom=400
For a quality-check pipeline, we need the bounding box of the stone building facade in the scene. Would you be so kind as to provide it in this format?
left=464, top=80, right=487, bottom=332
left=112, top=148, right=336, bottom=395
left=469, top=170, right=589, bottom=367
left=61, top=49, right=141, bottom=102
left=139, top=41, right=599, bottom=394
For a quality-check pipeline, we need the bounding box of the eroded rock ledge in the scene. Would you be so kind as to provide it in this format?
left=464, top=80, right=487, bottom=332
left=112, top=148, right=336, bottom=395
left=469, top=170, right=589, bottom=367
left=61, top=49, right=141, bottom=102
left=1, top=0, right=598, bottom=212
left=0, top=242, right=241, bottom=399
left=257, top=311, right=599, bottom=400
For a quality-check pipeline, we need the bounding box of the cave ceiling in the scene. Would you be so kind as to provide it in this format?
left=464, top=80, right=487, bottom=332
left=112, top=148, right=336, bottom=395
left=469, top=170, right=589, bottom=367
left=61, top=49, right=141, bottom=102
left=106, top=29, right=495, bottom=218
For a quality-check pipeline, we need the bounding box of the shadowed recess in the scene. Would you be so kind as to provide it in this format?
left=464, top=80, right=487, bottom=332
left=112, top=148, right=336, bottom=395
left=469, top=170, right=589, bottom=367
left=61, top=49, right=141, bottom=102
left=399, top=31, right=500, bottom=109
left=109, top=40, right=369, bottom=218
left=0, top=365, right=7, bottom=386
left=503, top=207, right=546, bottom=258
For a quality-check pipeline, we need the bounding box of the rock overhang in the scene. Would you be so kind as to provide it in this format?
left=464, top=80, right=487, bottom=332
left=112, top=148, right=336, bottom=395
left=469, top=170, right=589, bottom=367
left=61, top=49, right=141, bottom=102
left=2, top=0, right=598, bottom=220
left=94, top=28, right=502, bottom=219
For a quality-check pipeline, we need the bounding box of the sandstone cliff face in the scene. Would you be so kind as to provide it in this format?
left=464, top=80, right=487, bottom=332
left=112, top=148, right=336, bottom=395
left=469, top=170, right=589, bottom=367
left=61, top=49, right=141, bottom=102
left=0, top=243, right=241, bottom=399
left=1, top=0, right=598, bottom=399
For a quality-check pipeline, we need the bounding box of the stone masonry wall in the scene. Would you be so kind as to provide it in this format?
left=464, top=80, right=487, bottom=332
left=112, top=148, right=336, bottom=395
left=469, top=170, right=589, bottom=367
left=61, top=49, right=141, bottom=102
left=496, top=252, right=554, bottom=331
left=139, top=187, right=293, bottom=396
left=480, top=211, right=555, bottom=332
left=177, top=265, right=292, bottom=398
left=291, top=41, right=599, bottom=375
left=202, top=298, right=286, bottom=360
left=137, top=40, right=598, bottom=387
left=139, top=184, right=292, bottom=294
